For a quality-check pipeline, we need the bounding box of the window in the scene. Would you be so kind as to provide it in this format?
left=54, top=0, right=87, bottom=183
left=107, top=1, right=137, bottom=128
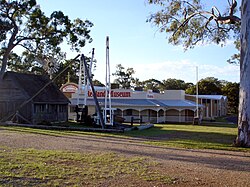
left=59, top=105, right=66, bottom=113
left=70, top=106, right=76, bottom=113
left=34, top=104, right=46, bottom=113
left=48, top=105, right=57, bottom=113
left=126, top=109, right=133, bottom=116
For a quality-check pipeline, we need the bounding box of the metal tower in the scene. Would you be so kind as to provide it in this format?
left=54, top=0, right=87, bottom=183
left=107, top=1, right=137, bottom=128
left=104, top=36, right=114, bottom=126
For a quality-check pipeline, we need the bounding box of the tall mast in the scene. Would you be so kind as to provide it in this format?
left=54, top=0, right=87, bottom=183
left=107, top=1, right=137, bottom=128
left=104, top=36, right=113, bottom=125
left=196, top=66, right=199, bottom=117
left=77, top=56, right=84, bottom=106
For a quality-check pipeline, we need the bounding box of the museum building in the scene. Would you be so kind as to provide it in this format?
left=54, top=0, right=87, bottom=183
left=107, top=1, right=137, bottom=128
left=61, top=83, right=228, bottom=123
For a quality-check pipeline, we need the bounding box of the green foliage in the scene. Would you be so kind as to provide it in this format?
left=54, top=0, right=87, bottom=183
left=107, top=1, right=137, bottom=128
left=92, top=79, right=105, bottom=87
left=227, top=40, right=240, bottom=64
left=147, top=0, right=240, bottom=47
left=147, top=0, right=241, bottom=63
left=114, top=68, right=194, bottom=91
left=162, top=78, right=193, bottom=90
left=140, top=78, right=194, bottom=92
left=186, top=77, right=223, bottom=95
left=0, top=0, right=93, bottom=78
left=222, top=82, right=239, bottom=114
left=52, top=59, right=79, bottom=87
left=185, top=76, right=239, bottom=113
left=112, top=64, right=135, bottom=89
left=52, top=56, right=97, bottom=87
left=142, top=78, right=163, bottom=92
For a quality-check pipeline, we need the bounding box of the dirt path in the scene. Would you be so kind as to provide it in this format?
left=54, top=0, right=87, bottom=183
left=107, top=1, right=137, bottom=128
left=0, top=128, right=250, bottom=186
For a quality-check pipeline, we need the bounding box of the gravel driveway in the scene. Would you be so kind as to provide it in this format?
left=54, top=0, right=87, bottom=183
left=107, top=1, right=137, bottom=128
left=0, top=128, right=250, bottom=186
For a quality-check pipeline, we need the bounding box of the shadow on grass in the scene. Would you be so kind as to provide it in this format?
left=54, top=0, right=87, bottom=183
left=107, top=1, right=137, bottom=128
left=152, top=130, right=236, bottom=145
left=200, top=122, right=237, bottom=128
left=124, top=125, right=237, bottom=148
left=108, top=145, right=250, bottom=172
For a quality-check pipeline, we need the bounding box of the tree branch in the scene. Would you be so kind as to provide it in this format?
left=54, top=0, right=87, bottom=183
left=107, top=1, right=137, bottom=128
left=17, top=43, right=35, bottom=53
left=14, top=36, right=48, bottom=46
left=229, top=0, right=237, bottom=17
left=172, top=3, right=241, bottom=39
left=172, top=11, right=214, bottom=36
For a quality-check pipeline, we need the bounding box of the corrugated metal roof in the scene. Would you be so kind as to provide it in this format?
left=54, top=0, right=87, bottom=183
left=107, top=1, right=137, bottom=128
left=70, top=98, right=200, bottom=108
left=158, top=100, right=199, bottom=107
left=198, top=95, right=226, bottom=100
left=71, top=98, right=159, bottom=107
left=187, top=94, right=227, bottom=100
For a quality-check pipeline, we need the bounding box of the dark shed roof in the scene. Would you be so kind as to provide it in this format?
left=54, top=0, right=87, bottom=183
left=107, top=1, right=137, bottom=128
left=4, top=71, right=69, bottom=103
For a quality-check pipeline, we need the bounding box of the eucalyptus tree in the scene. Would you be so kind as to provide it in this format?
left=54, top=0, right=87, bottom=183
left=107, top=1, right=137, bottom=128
left=148, top=0, right=250, bottom=147
left=142, top=78, right=163, bottom=92
left=0, top=0, right=93, bottom=79
left=132, top=78, right=144, bottom=89
left=222, top=82, right=240, bottom=114
left=112, top=64, right=135, bottom=89
left=185, top=77, right=223, bottom=95
left=162, top=78, right=193, bottom=90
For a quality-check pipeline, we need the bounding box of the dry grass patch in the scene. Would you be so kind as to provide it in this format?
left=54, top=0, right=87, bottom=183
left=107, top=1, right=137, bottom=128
left=0, top=146, right=173, bottom=186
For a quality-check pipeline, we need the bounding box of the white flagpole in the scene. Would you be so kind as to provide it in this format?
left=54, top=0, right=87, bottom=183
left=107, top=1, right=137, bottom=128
left=104, top=37, right=108, bottom=124
left=107, top=37, right=113, bottom=125
left=196, top=66, right=199, bottom=117
left=104, top=36, right=113, bottom=125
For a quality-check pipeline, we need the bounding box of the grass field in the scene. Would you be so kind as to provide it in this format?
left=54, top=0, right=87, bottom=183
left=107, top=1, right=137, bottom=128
left=1, top=122, right=247, bottom=152
left=125, top=122, right=243, bottom=151
left=0, top=122, right=248, bottom=186
left=0, top=147, right=172, bottom=186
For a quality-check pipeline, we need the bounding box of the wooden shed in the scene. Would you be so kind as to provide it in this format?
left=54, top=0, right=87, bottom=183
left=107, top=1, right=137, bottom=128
left=0, top=71, right=69, bottom=124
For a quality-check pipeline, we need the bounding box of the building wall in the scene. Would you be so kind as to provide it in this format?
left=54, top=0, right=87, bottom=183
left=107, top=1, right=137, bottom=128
left=0, top=76, right=68, bottom=124
left=185, top=95, right=228, bottom=119
left=33, top=104, right=68, bottom=124
left=156, top=90, right=186, bottom=100
left=0, top=77, right=31, bottom=122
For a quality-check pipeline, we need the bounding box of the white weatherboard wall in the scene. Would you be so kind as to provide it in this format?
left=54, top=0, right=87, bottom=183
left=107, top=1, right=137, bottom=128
left=155, top=90, right=186, bottom=100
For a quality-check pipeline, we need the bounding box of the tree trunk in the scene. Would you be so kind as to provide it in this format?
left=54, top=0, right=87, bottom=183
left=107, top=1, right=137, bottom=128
left=0, top=48, right=11, bottom=80
left=235, top=0, right=250, bottom=147
left=0, top=24, right=18, bottom=80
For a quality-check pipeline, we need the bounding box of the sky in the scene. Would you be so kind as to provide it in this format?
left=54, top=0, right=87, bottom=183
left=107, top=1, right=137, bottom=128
left=36, top=0, right=240, bottom=84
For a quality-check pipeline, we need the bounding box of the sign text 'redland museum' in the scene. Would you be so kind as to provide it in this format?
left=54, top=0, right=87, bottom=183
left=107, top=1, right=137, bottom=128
left=88, top=91, right=131, bottom=98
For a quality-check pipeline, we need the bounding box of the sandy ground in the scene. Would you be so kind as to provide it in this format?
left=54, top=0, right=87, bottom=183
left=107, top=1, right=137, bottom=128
left=0, top=128, right=250, bottom=186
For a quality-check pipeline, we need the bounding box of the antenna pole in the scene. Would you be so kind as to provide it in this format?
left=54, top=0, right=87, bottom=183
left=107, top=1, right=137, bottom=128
left=105, top=36, right=113, bottom=125
left=196, top=66, right=199, bottom=117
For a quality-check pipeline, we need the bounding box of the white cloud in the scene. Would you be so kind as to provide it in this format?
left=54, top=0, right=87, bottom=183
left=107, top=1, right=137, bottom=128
left=93, top=59, right=240, bottom=84
left=198, top=63, right=240, bottom=82
left=132, top=60, right=240, bottom=83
